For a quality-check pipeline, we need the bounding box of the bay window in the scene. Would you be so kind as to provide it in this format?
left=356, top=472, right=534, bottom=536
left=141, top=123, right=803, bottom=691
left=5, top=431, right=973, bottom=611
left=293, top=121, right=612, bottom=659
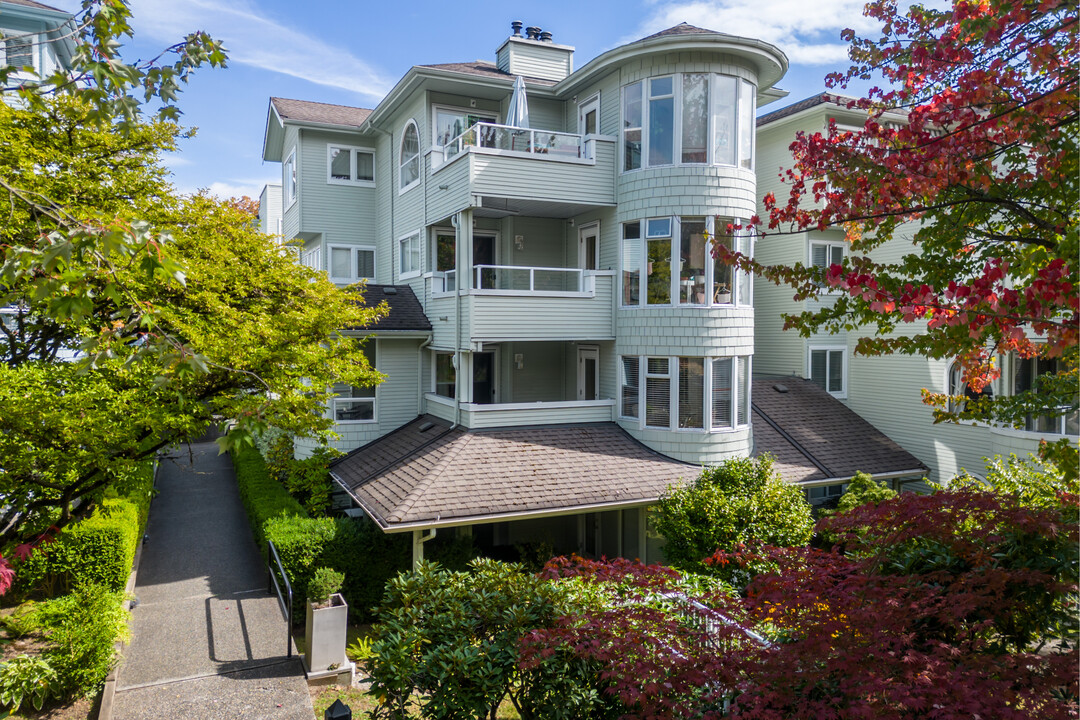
left=621, top=354, right=752, bottom=431
left=1012, top=355, right=1078, bottom=435
left=622, top=73, right=756, bottom=170
left=622, top=216, right=753, bottom=307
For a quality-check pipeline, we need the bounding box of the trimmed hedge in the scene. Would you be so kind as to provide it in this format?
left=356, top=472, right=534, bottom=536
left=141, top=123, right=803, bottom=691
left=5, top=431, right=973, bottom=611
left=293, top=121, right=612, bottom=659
left=231, top=444, right=414, bottom=620
left=231, top=444, right=306, bottom=552
left=13, top=462, right=155, bottom=598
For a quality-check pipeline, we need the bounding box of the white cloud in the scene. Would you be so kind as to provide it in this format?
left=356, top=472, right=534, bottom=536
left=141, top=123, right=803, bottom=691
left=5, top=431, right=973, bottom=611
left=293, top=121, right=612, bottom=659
left=130, top=0, right=392, bottom=99
left=630, top=0, right=880, bottom=65
left=174, top=178, right=276, bottom=201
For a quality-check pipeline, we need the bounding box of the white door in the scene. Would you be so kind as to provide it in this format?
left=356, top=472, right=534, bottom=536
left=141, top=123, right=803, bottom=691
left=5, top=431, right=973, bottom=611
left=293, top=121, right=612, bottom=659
left=578, top=346, right=599, bottom=401
left=578, top=223, right=599, bottom=271
left=578, top=95, right=599, bottom=136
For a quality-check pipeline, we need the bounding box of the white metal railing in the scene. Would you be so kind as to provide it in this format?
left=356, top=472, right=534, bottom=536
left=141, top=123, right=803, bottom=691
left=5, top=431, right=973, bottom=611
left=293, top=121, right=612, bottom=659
left=432, top=270, right=457, bottom=294
left=300, top=246, right=320, bottom=270
left=443, top=121, right=585, bottom=162
left=473, top=264, right=583, bottom=293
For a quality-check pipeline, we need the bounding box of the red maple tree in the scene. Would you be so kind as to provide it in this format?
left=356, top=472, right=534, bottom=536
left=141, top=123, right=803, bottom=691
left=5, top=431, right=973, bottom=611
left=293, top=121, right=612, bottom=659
left=724, top=0, right=1078, bottom=447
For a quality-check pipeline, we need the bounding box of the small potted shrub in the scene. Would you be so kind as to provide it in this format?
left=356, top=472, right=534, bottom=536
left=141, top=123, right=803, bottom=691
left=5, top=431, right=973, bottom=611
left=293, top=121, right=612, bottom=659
left=304, top=567, right=348, bottom=674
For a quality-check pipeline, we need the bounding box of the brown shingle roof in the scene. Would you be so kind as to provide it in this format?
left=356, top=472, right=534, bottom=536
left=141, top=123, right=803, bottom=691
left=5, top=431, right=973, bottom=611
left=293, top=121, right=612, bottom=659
left=330, top=417, right=696, bottom=529
left=638, top=23, right=726, bottom=42
left=270, top=97, right=372, bottom=128
left=752, top=377, right=926, bottom=482
left=351, top=284, right=431, bottom=332
left=419, top=60, right=558, bottom=87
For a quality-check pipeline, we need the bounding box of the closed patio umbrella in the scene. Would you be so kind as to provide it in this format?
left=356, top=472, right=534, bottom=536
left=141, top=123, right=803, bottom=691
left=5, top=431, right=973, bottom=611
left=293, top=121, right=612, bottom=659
left=506, top=75, right=529, bottom=129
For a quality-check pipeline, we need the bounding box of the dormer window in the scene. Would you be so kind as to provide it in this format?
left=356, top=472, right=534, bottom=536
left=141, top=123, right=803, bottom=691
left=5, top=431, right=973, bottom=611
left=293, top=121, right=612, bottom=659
left=399, top=121, right=420, bottom=192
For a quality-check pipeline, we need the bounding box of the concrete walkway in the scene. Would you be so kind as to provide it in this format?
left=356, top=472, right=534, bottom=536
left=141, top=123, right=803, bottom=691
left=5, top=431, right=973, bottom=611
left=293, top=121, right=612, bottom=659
left=111, top=443, right=313, bottom=720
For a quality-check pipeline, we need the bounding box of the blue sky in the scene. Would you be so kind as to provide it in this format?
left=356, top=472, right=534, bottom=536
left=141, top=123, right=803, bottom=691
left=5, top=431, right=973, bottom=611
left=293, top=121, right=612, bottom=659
left=50, top=0, right=882, bottom=199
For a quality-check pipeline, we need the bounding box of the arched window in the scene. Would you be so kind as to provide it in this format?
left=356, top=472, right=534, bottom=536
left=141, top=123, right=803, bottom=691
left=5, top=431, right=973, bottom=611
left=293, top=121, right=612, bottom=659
left=399, top=121, right=420, bottom=191
left=947, top=361, right=993, bottom=414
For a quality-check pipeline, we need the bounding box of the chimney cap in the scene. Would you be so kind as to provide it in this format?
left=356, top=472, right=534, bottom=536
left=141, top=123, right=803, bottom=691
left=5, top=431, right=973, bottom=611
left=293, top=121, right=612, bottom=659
left=525, top=25, right=539, bottom=39
left=510, top=20, right=522, bottom=36
left=540, top=30, right=553, bottom=42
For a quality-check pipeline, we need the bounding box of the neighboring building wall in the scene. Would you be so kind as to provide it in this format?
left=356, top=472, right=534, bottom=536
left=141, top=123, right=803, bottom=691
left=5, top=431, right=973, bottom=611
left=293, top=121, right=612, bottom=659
left=258, top=183, right=282, bottom=237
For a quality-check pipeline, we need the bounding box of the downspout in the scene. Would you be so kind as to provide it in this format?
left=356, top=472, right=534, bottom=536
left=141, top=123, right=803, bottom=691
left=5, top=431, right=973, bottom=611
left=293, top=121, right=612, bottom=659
left=417, top=336, right=432, bottom=415
left=451, top=212, right=462, bottom=429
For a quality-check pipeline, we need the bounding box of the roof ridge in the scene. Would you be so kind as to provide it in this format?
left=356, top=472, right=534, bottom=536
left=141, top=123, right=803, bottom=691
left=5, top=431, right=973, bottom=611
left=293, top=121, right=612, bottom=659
left=272, top=96, right=373, bottom=112
left=392, top=428, right=471, bottom=522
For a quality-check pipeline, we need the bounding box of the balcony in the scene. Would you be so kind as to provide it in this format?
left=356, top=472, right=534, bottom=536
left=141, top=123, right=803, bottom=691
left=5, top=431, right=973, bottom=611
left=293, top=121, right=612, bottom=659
left=425, top=394, right=616, bottom=428
left=426, top=268, right=615, bottom=344
left=427, top=122, right=616, bottom=222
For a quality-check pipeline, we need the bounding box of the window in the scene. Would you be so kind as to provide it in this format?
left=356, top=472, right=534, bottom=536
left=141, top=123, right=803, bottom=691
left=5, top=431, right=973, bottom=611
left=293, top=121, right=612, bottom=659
left=399, top=121, right=420, bottom=191
left=645, top=357, right=671, bottom=428
left=648, top=76, right=675, bottom=166
left=433, top=106, right=497, bottom=147
left=1011, top=356, right=1078, bottom=435
left=434, top=352, right=456, bottom=399
left=622, top=81, right=643, bottom=171
left=809, top=347, right=846, bottom=397
left=334, top=345, right=376, bottom=422
left=622, top=73, right=756, bottom=171
left=621, top=356, right=640, bottom=419
left=300, top=246, right=320, bottom=270
left=623, top=216, right=753, bottom=308
left=623, top=354, right=751, bottom=431
left=622, top=222, right=641, bottom=305
left=1, top=36, right=33, bottom=70
left=398, top=232, right=421, bottom=278
left=327, top=145, right=374, bottom=185
left=810, top=239, right=844, bottom=286
left=645, top=218, right=672, bottom=305
left=678, top=357, right=705, bottom=428
left=328, top=244, right=375, bottom=284
left=947, top=361, right=994, bottom=415
left=283, top=150, right=296, bottom=206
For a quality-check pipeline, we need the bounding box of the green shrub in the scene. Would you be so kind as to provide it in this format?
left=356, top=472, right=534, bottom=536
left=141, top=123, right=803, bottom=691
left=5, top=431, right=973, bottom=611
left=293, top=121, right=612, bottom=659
left=654, top=454, right=814, bottom=582
left=36, top=584, right=129, bottom=699
left=0, top=655, right=58, bottom=713
left=231, top=444, right=307, bottom=552
left=0, top=602, right=41, bottom=639
left=282, top=446, right=339, bottom=517
left=231, top=446, right=413, bottom=621
left=13, top=462, right=154, bottom=598
left=368, top=559, right=612, bottom=720
left=308, top=567, right=344, bottom=606
left=836, top=471, right=898, bottom=513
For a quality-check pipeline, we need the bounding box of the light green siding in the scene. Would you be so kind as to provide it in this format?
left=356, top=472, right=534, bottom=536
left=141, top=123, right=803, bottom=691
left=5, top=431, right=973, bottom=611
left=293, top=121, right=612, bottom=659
left=469, top=274, right=615, bottom=341
left=281, top=125, right=300, bottom=240
left=297, top=128, right=378, bottom=247
left=468, top=139, right=617, bottom=206
left=497, top=37, right=574, bottom=81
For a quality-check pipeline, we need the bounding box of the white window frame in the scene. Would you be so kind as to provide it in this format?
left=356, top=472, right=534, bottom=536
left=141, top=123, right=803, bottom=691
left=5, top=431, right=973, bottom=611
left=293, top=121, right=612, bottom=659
left=578, top=221, right=600, bottom=271
left=333, top=343, right=377, bottom=424
left=578, top=92, right=601, bottom=136
left=326, top=144, right=375, bottom=187
left=431, top=350, right=457, bottom=400
left=399, top=120, right=421, bottom=194
left=283, top=149, right=297, bottom=208
left=621, top=354, right=752, bottom=432
left=809, top=238, right=845, bottom=289
left=620, top=355, right=641, bottom=421
left=621, top=73, right=757, bottom=174
left=808, top=346, right=847, bottom=399
left=397, top=230, right=422, bottom=280
left=621, top=215, right=753, bottom=308
left=1, top=34, right=37, bottom=73
left=644, top=356, right=673, bottom=430
left=327, top=243, right=376, bottom=284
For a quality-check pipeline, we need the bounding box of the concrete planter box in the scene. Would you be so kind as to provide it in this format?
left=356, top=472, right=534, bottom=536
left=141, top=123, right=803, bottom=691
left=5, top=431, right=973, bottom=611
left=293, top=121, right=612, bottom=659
left=304, top=593, right=348, bottom=674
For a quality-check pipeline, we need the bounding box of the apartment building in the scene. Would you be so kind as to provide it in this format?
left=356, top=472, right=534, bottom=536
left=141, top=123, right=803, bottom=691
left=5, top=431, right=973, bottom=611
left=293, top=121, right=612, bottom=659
left=260, top=23, right=926, bottom=562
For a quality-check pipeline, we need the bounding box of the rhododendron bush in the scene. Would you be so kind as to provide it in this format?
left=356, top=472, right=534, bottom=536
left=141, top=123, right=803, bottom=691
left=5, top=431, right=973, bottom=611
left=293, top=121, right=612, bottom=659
left=722, top=0, right=1078, bottom=458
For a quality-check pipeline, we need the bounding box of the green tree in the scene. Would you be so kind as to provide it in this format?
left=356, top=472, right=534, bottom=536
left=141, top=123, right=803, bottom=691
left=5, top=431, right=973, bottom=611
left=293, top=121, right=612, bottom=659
left=834, top=471, right=897, bottom=514
left=653, top=455, right=813, bottom=581
left=0, top=95, right=383, bottom=580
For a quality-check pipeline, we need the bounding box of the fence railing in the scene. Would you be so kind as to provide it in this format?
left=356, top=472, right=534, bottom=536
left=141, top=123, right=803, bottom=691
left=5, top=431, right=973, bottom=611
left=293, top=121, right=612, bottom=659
left=473, top=264, right=583, bottom=293
left=444, top=121, right=585, bottom=162
left=267, top=539, right=294, bottom=658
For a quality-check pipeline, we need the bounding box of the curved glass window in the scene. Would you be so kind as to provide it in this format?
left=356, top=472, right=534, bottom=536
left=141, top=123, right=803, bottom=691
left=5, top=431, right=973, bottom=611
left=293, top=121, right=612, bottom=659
left=622, top=73, right=756, bottom=171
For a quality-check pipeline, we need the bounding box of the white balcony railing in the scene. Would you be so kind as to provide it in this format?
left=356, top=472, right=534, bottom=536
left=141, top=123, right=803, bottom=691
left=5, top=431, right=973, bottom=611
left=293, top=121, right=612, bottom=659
left=433, top=265, right=589, bottom=295
left=443, top=122, right=586, bottom=162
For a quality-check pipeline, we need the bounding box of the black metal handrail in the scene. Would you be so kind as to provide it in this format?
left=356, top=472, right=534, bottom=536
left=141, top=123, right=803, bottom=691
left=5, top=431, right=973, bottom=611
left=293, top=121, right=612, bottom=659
left=267, top=539, right=294, bottom=658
